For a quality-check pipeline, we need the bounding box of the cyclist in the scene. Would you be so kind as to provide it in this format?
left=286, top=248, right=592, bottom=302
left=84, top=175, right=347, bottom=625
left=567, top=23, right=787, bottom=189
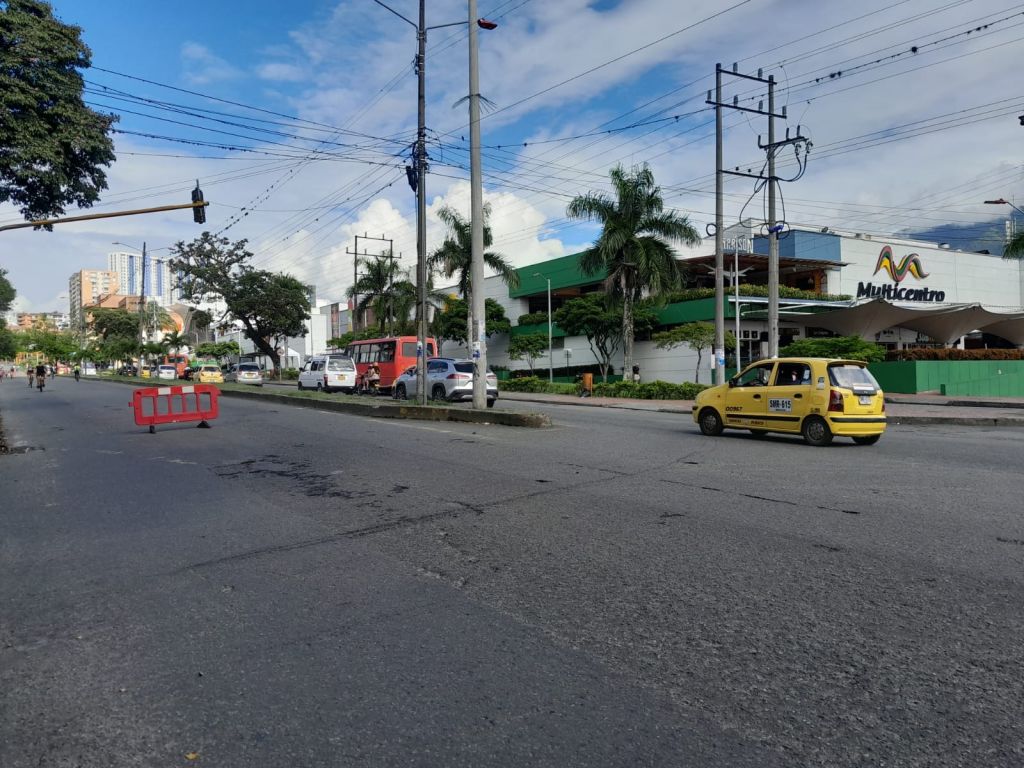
left=27, top=367, right=34, bottom=388
left=35, top=363, right=47, bottom=392
left=73, top=364, right=81, bottom=382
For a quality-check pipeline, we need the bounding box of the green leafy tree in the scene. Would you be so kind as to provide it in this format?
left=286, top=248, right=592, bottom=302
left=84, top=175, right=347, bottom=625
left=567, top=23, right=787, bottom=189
left=170, top=233, right=311, bottom=371
left=0, top=268, right=15, bottom=313
left=196, top=341, right=240, bottom=361
left=507, top=332, right=549, bottom=375
left=28, top=327, right=77, bottom=361
left=554, top=294, right=623, bottom=382
left=779, top=335, right=885, bottom=363
left=89, top=307, right=139, bottom=341
left=0, top=321, right=17, bottom=358
left=653, top=322, right=735, bottom=384
left=567, top=163, right=700, bottom=379
left=433, top=297, right=510, bottom=355
left=429, top=203, right=520, bottom=341
left=0, top=0, right=117, bottom=223
left=189, top=309, right=213, bottom=345
left=327, top=327, right=382, bottom=350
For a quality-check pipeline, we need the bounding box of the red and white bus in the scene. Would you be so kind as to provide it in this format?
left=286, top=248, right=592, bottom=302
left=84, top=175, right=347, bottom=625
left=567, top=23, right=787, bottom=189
left=342, top=335, right=437, bottom=393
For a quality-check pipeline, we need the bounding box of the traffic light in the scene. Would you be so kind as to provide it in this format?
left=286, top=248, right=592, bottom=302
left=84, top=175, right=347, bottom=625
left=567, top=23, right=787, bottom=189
left=191, top=183, right=206, bottom=224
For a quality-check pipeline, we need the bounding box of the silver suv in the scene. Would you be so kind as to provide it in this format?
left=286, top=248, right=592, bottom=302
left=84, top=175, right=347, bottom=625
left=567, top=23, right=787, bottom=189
left=393, top=358, right=498, bottom=408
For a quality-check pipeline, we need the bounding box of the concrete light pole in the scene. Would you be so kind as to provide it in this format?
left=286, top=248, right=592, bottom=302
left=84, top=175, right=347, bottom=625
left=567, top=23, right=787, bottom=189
left=372, top=1, right=494, bottom=405
left=534, top=272, right=553, bottom=383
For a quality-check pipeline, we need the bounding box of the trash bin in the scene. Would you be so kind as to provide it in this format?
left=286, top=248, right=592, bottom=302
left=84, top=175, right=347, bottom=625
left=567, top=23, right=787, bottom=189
left=581, top=372, right=593, bottom=394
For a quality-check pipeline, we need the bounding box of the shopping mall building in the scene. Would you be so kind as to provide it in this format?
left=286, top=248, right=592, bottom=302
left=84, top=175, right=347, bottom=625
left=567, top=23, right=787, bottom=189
left=482, top=226, right=1024, bottom=383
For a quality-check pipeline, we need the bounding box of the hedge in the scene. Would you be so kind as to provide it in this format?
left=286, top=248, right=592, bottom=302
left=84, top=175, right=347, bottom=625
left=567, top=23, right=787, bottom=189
left=501, top=375, right=709, bottom=400
left=660, top=285, right=851, bottom=304
left=885, top=348, right=1024, bottom=361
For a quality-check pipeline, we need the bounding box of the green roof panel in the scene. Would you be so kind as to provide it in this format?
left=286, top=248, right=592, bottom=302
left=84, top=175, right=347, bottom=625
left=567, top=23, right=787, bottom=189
left=511, top=252, right=606, bottom=298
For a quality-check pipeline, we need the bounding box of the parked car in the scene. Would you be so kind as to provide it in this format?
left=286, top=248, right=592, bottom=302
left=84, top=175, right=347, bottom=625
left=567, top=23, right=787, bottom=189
left=156, top=364, right=177, bottom=381
left=298, top=354, right=357, bottom=393
left=692, top=357, right=886, bottom=446
left=393, top=358, right=498, bottom=408
left=225, top=362, right=263, bottom=386
left=117, top=365, right=137, bottom=376
left=196, top=364, right=224, bottom=384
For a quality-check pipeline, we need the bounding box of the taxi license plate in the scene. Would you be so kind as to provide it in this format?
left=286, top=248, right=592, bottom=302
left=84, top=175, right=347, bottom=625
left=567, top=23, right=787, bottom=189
left=859, top=395, right=873, bottom=405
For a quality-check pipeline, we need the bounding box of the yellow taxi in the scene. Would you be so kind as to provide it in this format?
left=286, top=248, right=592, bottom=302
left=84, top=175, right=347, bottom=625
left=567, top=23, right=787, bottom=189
left=196, top=364, right=224, bottom=384
left=692, top=358, right=886, bottom=446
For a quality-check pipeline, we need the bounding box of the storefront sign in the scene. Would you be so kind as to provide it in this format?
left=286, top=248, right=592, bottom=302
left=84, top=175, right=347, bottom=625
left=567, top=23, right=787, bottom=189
left=856, top=245, right=946, bottom=302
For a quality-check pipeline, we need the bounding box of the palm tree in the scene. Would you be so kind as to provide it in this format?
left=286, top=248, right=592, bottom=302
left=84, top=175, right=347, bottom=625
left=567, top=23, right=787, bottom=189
left=567, top=163, right=700, bottom=378
left=1004, top=231, right=1024, bottom=260
left=429, top=203, right=520, bottom=346
left=348, top=252, right=407, bottom=335
left=163, top=329, right=189, bottom=356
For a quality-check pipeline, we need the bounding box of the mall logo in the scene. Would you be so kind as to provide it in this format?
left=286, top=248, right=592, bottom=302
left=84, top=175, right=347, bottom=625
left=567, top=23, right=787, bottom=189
left=856, top=245, right=946, bottom=302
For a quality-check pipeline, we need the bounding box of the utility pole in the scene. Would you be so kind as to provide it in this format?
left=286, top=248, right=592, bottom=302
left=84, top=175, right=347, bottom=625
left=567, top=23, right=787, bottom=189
left=767, top=76, right=779, bottom=359
left=415, top=0, right=429, bottom=406
left=139, top=243, right=147, bottom=372
left=708, top=64, right=804, bottom=364
left=713, top=65, right=724, bottom=385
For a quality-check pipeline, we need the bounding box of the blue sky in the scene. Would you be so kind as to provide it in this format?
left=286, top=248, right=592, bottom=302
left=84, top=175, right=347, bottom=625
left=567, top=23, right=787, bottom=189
left=3, top=0, right=1023, bottom=312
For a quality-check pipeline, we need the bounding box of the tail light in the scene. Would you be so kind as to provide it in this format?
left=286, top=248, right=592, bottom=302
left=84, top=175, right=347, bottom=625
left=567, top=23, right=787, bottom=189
left=447, top=373, right=471, bottom=382
left=828, top=389, right=844, bottom=412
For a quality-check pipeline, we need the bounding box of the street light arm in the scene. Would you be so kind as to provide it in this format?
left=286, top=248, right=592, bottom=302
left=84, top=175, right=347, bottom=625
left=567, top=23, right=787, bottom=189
left=371, top=0, right=416, bottom=28
left=984, top=199, right=1024, bottom=217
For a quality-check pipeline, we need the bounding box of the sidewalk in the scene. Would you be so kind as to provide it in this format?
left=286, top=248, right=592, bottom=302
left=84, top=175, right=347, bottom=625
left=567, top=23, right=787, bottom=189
left=498, top=391, right=1024, bottom=427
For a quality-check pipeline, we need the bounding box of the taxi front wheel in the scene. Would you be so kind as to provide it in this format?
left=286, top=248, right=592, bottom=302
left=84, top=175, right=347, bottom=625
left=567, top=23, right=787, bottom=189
left=698, top=408, right=723, bottom=436
left=802, top=416, right=833, bottom=447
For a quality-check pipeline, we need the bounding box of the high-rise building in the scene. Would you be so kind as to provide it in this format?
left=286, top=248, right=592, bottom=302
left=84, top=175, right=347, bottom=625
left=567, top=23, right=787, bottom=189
left=68, top=269, right=120, bottom=330
left=107, top=251, right=176, bottom=306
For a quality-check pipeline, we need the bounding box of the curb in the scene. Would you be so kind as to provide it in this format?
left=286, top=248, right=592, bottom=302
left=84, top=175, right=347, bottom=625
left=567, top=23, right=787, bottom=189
left=225, top=388, right=551, bottom=428
left=888, top=415, right=1024, bottom=427
left=90, top=376, right=551, bottom=429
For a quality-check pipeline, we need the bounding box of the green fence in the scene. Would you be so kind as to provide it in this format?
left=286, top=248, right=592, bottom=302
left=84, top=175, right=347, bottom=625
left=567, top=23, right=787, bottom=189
left=869, top=360, right=1024, bottom=396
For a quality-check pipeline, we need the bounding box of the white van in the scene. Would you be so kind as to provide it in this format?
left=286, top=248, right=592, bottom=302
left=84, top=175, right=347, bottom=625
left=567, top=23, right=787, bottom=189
left=298, top=354, right=357, bottom=394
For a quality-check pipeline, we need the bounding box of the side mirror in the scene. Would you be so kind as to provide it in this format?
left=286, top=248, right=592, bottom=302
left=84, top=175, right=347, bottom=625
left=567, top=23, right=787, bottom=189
left=728, top=378, right=737, bottom=388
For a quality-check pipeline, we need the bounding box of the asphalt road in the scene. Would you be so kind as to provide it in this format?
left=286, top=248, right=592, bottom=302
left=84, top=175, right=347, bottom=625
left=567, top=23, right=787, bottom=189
left=2, top=378, right=1022, bottom=767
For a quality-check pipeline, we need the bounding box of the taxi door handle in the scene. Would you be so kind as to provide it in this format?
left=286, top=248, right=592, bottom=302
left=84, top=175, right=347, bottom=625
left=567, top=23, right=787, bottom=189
left=752, top=394, right=762, bottom=400
left=794, top=393, right=803, bottom=399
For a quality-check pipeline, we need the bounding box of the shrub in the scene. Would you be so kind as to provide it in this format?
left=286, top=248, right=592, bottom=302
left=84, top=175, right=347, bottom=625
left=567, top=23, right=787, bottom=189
left=517, top=312, right=550, bottom=327
left=281, top=368, right=300, bottom=380
left=780, top=336, right=886, bottom=363
left=592, top=379, right=709, bottom=399
left=500, top=376, right=577, bottom=394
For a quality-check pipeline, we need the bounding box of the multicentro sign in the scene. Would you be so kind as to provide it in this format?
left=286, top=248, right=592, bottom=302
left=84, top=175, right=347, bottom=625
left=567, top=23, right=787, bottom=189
left=856, top=246, right=946, bottom=302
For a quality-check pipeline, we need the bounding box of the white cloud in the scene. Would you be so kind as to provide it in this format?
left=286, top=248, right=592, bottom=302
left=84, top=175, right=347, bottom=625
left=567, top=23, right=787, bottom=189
left=180, top=42, right=242, bottom=85
left=256, top=62, right=307, bottom=82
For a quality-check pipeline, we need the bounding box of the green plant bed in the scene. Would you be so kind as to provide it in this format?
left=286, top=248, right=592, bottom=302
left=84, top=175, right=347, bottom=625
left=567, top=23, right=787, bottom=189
left=501, top=375, right=708, bottom=399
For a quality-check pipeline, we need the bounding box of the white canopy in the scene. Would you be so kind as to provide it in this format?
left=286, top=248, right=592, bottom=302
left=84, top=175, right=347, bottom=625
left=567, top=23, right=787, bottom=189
left=778, top=300, right=1024, bottom=346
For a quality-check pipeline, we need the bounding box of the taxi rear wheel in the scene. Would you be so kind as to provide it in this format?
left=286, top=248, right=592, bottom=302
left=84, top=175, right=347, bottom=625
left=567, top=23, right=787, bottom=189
left=802, top=416, right=833, bottom=446
left=698, top=407, right=723, bottom=436
left=852, top=434, right=881, bottom=445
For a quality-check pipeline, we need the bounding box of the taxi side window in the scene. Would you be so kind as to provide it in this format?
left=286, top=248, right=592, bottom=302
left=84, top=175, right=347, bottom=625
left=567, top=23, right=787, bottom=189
left=775, top=364, right=810, bottom=385
left=737, top=364, right=773, bottom=387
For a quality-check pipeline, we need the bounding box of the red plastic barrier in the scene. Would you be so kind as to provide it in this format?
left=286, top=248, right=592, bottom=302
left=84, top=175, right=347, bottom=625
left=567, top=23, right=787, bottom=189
left=130, top=384, right=219, bottom=433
